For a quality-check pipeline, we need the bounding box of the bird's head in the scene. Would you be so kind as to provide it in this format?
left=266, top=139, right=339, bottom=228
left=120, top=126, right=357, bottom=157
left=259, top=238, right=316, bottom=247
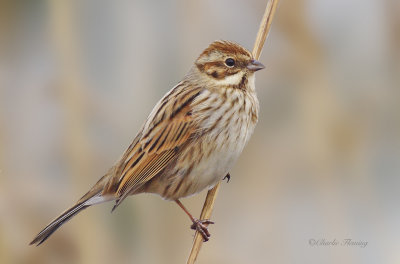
left=194, top=40, right=265, bottom=88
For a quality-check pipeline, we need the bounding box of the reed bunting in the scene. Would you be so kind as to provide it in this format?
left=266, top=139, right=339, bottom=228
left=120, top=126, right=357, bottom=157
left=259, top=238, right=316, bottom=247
left=30, top=40, right=265, bottom=245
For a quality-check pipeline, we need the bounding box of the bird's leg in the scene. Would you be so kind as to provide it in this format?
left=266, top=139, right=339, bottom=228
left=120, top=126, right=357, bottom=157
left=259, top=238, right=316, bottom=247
left=223, top=173, right=231, bottom=183
left=175, top=200, right=214, bottom=242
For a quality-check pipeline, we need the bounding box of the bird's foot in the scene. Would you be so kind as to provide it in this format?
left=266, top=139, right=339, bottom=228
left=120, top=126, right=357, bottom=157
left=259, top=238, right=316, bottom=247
left=190, top=219, right=214, bottom=242
left=223, top=173, right=231, bottom=183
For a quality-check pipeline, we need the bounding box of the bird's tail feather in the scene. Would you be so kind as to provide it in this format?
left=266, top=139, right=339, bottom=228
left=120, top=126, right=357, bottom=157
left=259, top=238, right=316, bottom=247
left=30, top=174, right=113, bottom=246
left=29, top=200, right=91, bottom=246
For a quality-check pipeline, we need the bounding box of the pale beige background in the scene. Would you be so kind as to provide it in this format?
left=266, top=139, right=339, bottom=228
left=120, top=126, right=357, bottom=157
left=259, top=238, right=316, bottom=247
left=0, top=0, right=399, bottom=263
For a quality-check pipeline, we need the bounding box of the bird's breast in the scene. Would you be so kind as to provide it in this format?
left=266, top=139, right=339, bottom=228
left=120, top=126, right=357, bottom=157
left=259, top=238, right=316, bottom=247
left=160, top=87, right=259, bottom=200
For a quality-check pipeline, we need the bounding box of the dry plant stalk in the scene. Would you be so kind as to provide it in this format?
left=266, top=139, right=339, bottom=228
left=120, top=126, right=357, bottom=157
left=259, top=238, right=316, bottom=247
left=186, top=182, right=221, bottom=264
left=186, top=1, right=279, bottom=263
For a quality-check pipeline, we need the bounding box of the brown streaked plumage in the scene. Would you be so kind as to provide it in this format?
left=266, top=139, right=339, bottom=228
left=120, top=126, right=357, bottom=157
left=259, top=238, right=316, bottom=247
left=30, top=40, right=265, bottom=245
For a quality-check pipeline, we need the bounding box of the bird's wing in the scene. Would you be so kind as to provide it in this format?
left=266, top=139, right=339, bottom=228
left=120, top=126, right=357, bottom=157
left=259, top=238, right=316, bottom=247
left=108, top=83, right=203, bottom=209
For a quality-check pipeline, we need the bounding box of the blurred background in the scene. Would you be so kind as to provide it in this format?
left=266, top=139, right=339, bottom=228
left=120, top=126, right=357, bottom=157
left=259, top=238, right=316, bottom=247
left=0, top=0, right=399, bottom=263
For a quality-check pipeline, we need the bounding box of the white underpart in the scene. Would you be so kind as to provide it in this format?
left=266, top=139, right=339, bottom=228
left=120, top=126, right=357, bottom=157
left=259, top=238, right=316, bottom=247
left=214, top=71, right=244, bottom=86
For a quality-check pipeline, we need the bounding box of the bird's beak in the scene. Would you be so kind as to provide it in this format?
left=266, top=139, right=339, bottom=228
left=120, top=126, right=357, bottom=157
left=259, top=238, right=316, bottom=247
left=247, top=59, right=265, bottom=72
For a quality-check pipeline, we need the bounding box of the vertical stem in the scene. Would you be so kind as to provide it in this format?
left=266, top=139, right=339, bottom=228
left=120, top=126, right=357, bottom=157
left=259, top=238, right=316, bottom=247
left=186, top=182, right=221, bottom=264
left=252, top=0, right=280, bottom=60
left=186, top=1, right=279, bottom=263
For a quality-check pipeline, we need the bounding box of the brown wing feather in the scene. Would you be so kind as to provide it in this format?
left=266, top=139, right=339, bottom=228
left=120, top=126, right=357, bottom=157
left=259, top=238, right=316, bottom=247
left=107, top=83, right=202, bottom=210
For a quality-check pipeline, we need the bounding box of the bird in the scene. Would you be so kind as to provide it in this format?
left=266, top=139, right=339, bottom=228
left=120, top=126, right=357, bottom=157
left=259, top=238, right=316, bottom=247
left=30, top=40, right=265, bottom=246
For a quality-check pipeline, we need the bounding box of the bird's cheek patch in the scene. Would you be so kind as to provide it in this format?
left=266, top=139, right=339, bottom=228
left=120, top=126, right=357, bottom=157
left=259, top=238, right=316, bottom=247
left=204, top=64, right=226, bottom=80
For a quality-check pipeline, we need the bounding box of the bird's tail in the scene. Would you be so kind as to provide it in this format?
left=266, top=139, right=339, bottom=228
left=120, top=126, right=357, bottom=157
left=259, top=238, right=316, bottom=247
left=30, top=174, right=113, bottom=246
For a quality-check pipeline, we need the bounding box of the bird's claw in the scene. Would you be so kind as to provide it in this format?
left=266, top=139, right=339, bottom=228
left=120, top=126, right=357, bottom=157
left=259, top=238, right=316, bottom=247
left=223, top=173, right=231, bottom=183
left=190, top=219, right=214, bottom=242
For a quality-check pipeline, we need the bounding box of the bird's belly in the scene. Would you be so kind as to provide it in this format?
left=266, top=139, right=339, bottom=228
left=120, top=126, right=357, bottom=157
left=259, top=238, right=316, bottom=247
left=144, top=130, right=248, bottom=200
left=188, top=143, right=239, bottom=193
left=160, top=116, right=254, bottom=200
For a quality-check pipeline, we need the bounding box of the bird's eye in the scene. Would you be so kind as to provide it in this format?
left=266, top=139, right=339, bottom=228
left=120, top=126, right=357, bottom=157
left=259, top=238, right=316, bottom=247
left=225, top=58, right=235, bottom=67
